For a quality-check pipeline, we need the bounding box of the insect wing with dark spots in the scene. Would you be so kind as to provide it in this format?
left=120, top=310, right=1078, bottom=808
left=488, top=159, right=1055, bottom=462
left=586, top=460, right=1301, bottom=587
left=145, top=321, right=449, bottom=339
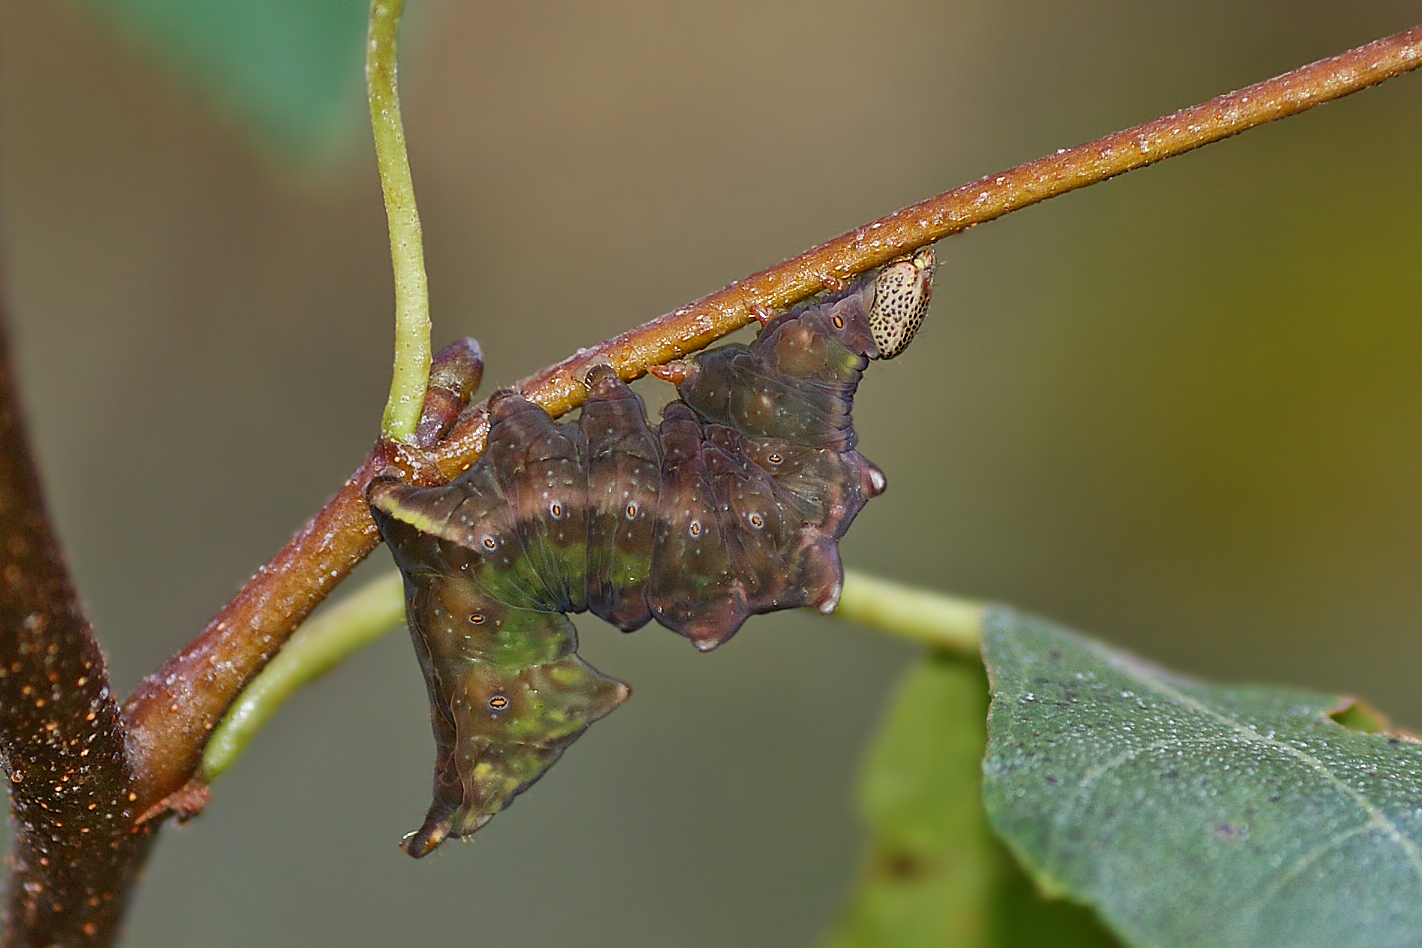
left=865, top=249, right=936, bottom=358
left=367, top=251, right=936, bottom=855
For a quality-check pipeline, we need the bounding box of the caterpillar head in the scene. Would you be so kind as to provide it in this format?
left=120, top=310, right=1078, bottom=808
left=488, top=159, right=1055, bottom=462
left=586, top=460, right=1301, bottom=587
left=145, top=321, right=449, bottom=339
left=867, top=248, right=935, bottom=359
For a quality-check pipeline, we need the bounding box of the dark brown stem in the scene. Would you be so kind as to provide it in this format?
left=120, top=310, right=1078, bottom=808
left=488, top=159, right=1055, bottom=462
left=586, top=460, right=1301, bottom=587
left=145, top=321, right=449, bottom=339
left=119, top=24, right=1422, bottom=820
left=0, top=327, right=147, bottom=942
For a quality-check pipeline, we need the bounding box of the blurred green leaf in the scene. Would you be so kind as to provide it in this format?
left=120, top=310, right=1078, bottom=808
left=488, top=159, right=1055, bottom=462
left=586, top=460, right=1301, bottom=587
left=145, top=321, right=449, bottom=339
left=825, top=651, right=1119, bottom=948
left=981, top=607, right=1422, bottom=948
left=66, top=0, right=367, bottom=155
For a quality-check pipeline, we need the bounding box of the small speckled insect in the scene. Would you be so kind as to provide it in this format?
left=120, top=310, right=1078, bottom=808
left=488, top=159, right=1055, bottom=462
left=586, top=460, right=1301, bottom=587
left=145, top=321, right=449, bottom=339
left=368, top=249, right=935, bottom=856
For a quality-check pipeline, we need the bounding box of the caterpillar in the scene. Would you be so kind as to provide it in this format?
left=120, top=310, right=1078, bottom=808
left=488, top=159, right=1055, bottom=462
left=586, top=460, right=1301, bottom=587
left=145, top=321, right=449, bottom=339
left=368, top=249, right=935, bottom=856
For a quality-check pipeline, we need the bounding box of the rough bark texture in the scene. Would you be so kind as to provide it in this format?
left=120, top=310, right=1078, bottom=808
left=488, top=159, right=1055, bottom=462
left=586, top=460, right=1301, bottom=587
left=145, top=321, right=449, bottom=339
left=0, top=325, right=150, bottom=946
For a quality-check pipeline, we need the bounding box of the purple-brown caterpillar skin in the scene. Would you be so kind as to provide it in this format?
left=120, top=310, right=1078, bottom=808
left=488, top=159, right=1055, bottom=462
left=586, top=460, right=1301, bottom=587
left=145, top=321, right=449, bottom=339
left=368, top=250, right=935, bottom=856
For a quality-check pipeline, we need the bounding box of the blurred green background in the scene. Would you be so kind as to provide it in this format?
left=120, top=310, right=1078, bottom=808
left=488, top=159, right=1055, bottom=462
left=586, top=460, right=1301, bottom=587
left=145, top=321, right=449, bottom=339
left=1, top=1, right=1419, bottom=945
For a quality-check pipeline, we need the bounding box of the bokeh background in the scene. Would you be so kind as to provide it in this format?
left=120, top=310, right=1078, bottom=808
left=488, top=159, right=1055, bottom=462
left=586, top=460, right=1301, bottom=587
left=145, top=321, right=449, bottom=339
left=1, top=1, right=1419, bottom=945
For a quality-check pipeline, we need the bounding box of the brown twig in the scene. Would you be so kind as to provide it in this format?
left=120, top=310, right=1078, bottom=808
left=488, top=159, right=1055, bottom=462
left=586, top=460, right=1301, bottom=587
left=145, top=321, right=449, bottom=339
left=0, top=327, right=146, bottom=942
left=119, top=23, right=1422, bottom=821
left=446, top=24, right=1422, bottom=447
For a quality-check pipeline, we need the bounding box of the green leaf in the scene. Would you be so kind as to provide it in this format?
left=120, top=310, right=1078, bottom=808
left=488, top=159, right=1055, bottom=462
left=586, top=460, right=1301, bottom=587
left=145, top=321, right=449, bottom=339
left=66, top=0, right=367, bottom=155
left=825, top=651, right=1120, bottom=948
left=981, top=607, right=1422, bottom=948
